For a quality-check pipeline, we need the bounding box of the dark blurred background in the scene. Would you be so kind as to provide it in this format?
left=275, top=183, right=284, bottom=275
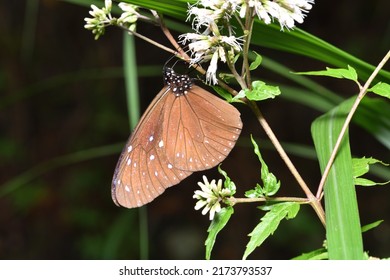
left=0, top=0, right=389, bottom=259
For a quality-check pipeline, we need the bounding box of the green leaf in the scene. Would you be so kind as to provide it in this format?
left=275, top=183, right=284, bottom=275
left=243, top=81, right=281, bottom=101
left=250, top=135, right=281, bottom=196
left=361, top=220, right=384, bottom=233
left=231, top=90, right=247, bottom=102
left=218, top=165, right=236, bottom=195
left=354, top=178, right=377, bottom=187
left=296, top=65, right=358, bottom=82
left=292, top=248, right=328, bottom=260
left=352, top=157, right=389, bottom=186
left=211, top=86, right=234, bottom=102
left=352, top=157, right=386, bottom=177
left=243, top=202, right=299, bottom=260
left=245, top=183, right=264, bottom=198
left=311, top=97, right=364, bottom=259
left=205, top=207, right=234, bottom=260
left=249, top=51, right=263, bottom=71
left=368, top=82, right=390, bottom=99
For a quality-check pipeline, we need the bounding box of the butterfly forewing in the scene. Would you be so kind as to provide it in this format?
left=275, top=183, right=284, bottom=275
left=163, top=85, right=242, bottom=171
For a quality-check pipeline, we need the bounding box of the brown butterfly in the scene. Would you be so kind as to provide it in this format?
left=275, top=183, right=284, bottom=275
left=111, top=67, right=242, bottom=208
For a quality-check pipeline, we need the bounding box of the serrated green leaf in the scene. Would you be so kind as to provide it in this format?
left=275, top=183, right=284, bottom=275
left=244, top=81, right=281, bottom=101
left=296, top=65, right=358, bottom=81
left=249, top=51, right=263, bottom=71
left=292, top=248, right=328, bottom=260
left=243, top=202, right=299, bottom=260
left=361, top=220, right=384, bottom=233
left=205, top=207, right=234, bottom=260
left=368, top=82, right=390, bottom=99
left=250, top=135, right=281, bottom=196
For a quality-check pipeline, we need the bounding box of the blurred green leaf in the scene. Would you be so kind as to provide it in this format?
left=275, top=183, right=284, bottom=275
left=249, top=51, right=263, bottom=71
left=368, top=82, right=390, bottom=99
left=361, top=220, right=384, bottom=233
left=292, top=248, right=328, bottom=260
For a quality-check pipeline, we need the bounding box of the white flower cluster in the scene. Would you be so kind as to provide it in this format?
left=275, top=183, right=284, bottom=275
left=244, top=0, right=314, bottom=29
left=180, top=0, right=314, bottom=84
left=193, top=175, right=232, bottom=220
left=84, top=0, right=139, bottom=40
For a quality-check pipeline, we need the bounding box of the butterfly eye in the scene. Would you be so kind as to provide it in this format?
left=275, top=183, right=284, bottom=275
left=111, top=67, right=242, bottom=208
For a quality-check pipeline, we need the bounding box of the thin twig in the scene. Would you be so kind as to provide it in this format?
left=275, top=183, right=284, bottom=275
left=228, top=196, right=310, bottom=206
left=248, top=100, right=326, bottom=226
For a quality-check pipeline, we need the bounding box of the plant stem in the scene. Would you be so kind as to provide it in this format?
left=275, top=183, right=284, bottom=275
left=228, top=196, right=310, bottom=205
left=316, top=49, right=390, bottom=198
left=242, top=9, right=254, bottom=86
left=247, top=100, right=326, bottom=226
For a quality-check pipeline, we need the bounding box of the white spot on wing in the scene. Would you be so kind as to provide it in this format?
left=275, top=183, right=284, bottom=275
left=158, top=140, right=164, bottom=147
left=125, top=185, right=130, bottom=192
left=127, top=158, right=131, bottom=165
left=155, top=171, right=158, bottom=177
left=127, top=145, right=133, bottom=153
left=150, top=154, right=155, bottom=161
left=149, top=135, right=154, bottom=142
left=167, top=163, right=173, bottom=169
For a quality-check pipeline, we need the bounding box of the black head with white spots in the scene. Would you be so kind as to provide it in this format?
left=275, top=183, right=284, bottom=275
left=163, top=67, right=193, bottom=96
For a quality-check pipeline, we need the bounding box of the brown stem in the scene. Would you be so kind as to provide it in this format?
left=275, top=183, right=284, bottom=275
left=247, top=100, right=326, bottom=226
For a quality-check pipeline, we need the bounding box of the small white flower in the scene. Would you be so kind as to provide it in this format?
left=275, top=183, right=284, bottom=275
left=179, top=32, right=242, bottom=84
left=84, top=0, right=113, bottom=40
left=247, top=0, right=314, bottom=30
left=206, top=51, right=219, bottom=84
left=84, top=1, right=141, bottom=39
left=117, top=2, right=139, bottom=31
left=193, top=175, right=232, bottom=220
left=188, top=0, right=243, bottom=33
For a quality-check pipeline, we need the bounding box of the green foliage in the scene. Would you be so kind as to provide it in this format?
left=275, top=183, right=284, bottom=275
left=292, top=248, right=328, bottom=260
left=352, top=157, right=390, bottom=186
left=312, top=97, right=365, bottom=259
left=245, top=136, right=280, bottom=198
left=243, top=202, right=300, bottom=260
left=205, top=207, right=234, bottom=260
left=237, top=81, right=281, bottom=101
left=368, top=82, right=390, bottom=99
left=218, top=165, right=237, bottom=196
left=249, top=52, right=263, bottom=71
left=296, top=65, right=358, bottom=82
left=361, top=220, right=384, bottom=233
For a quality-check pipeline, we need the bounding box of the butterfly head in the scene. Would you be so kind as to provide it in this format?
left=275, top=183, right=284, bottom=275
left=163, top=67, right=193, bottom=96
